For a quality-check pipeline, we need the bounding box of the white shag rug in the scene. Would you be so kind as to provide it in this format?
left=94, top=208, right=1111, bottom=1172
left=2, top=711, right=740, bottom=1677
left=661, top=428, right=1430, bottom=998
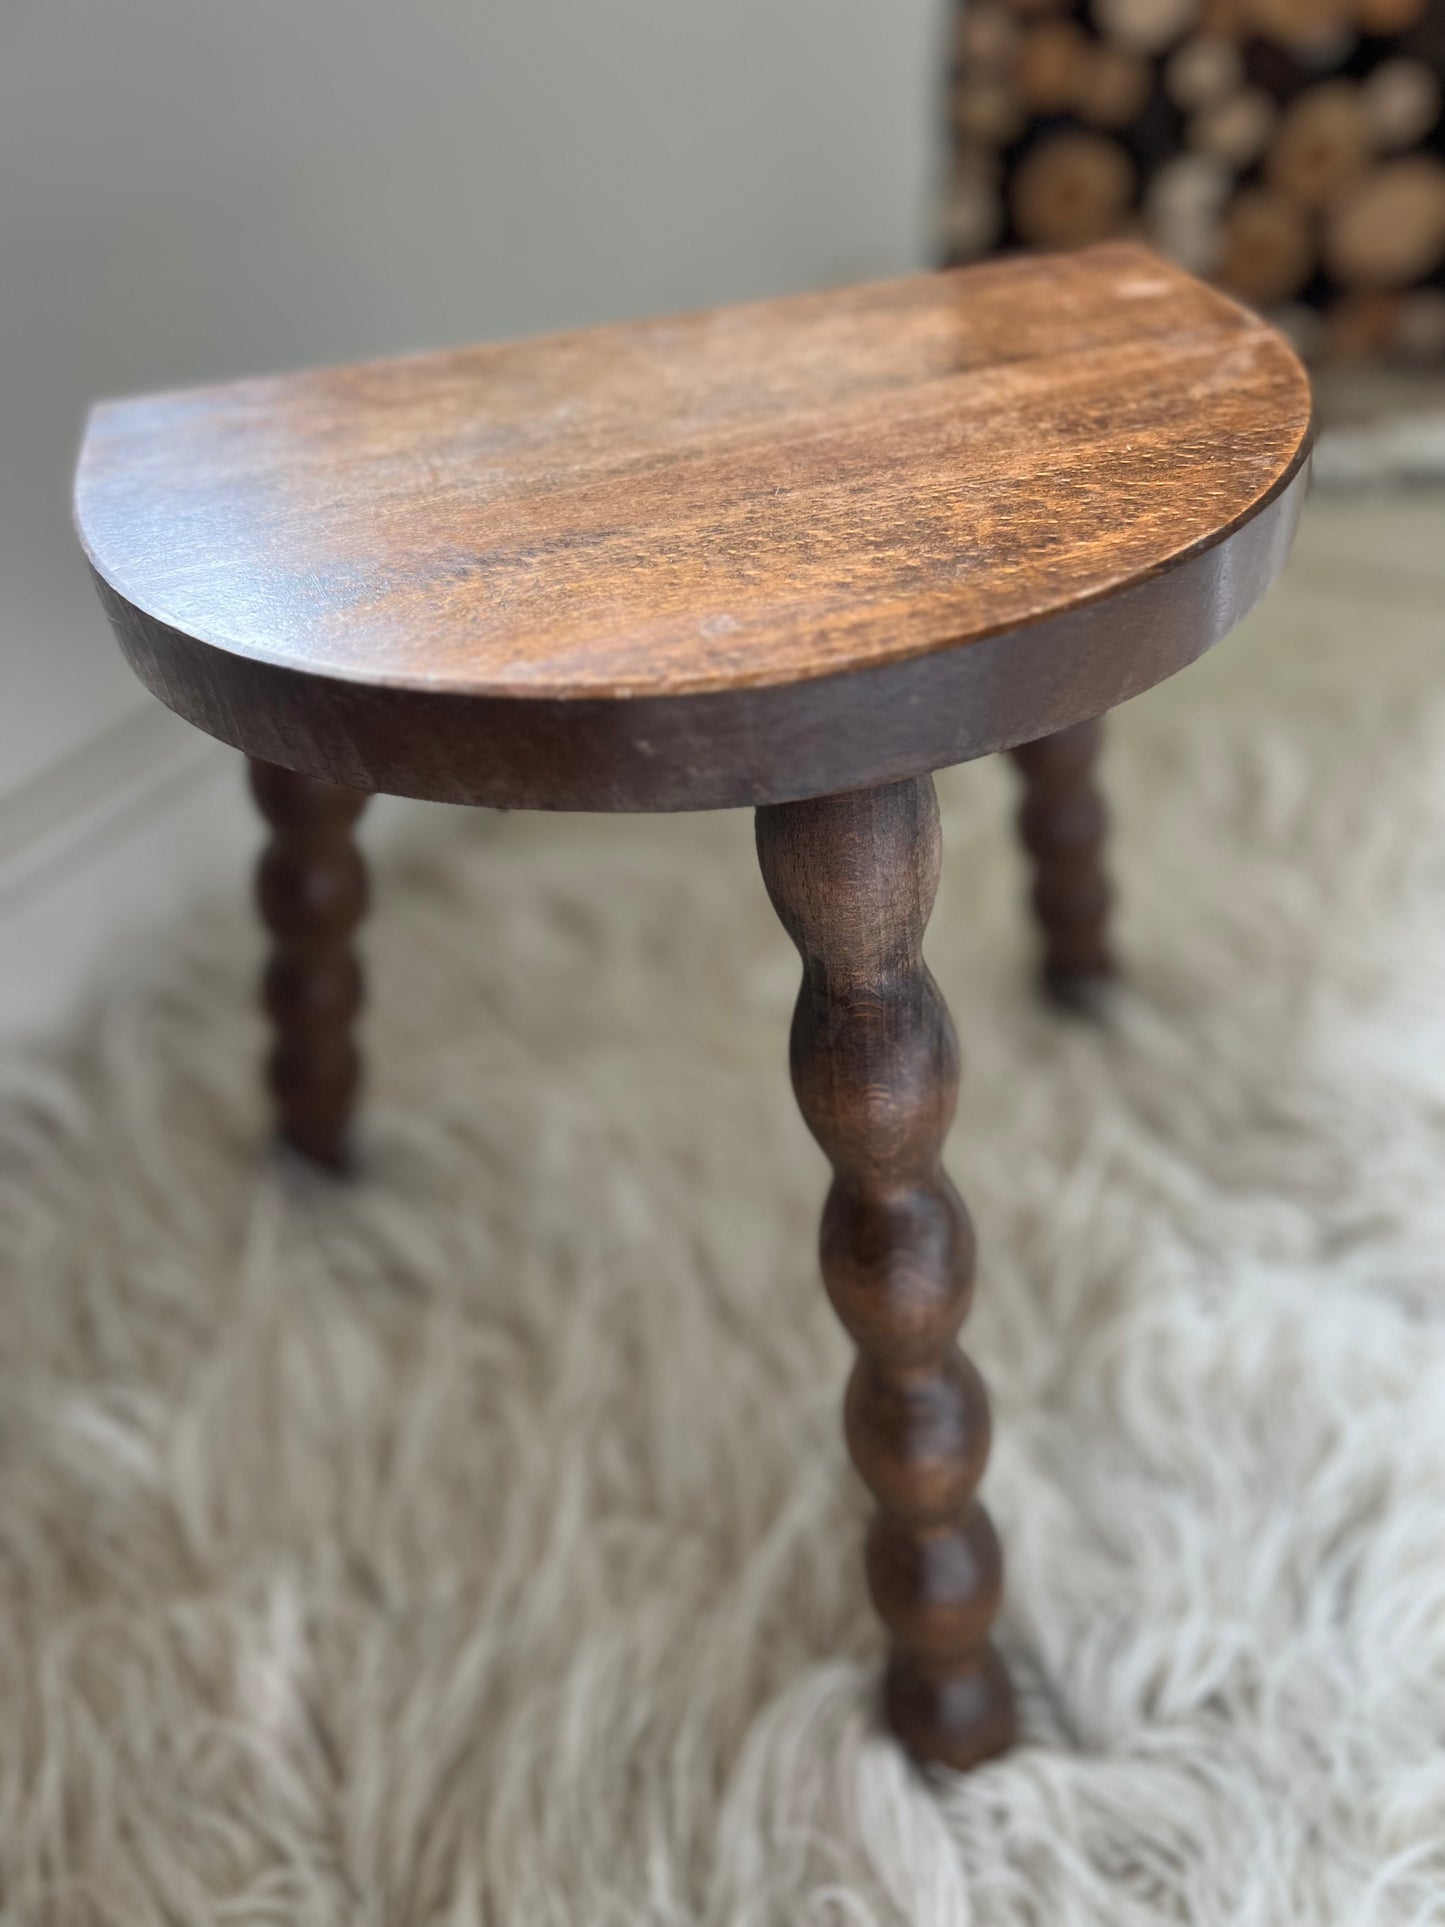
left=4, top=497, right=1445, bottom=1926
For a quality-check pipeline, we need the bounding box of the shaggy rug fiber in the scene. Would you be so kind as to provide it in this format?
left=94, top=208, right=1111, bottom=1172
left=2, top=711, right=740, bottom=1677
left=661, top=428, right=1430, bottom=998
left=3, top=497, right=1445, bottom=1925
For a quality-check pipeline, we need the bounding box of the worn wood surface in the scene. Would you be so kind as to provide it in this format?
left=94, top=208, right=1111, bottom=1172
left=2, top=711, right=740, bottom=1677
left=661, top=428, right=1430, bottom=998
left=77, top=245, right=1310, bottom=812
left=1009, top=718, right=1115, bottom=1010
left=249, top=760, right=369, bottom=1171
left=756, top=778, right=1013, bottom=1771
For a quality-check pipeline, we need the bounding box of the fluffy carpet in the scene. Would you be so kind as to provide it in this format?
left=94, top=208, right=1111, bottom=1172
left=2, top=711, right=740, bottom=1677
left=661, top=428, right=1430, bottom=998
left=3, top=497, right=1445, bottom=1925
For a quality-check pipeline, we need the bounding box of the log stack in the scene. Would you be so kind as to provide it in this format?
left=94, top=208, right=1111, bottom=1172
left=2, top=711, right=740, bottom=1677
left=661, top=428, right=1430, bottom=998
left=945, top=0, right=1445, bottom=360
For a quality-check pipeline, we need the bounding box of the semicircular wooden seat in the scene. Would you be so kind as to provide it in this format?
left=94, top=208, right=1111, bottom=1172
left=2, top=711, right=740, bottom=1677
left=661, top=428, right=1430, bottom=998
left=76, top=243, right=1308, bottom=813
left=73, top=242, right=1311, bottom=1776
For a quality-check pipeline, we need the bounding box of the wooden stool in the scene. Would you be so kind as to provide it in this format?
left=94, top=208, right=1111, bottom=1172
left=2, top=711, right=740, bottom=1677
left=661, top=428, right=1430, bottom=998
left=74, top=242, right=1310, bottom=1772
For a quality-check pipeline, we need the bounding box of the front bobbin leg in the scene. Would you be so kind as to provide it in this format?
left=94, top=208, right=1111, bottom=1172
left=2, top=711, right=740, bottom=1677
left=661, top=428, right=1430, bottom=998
left=755, top=777, right=1013, bottom=1771
left=248, top=759, right=370, bottom=1173
left=1008, top=718, right=1115, bottom=1013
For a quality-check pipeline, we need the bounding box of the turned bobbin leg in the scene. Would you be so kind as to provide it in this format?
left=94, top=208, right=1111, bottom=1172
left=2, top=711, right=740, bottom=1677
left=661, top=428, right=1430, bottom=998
left=756, top=776, right=1013, bottom=1772
left=248, top=759, right=370, bottom=1172
left=1008, top=718, right=1115, bottom=1013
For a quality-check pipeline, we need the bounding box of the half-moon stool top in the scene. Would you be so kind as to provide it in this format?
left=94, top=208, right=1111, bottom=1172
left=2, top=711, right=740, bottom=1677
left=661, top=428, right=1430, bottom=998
left=75, top=242, right=1311, bottom=814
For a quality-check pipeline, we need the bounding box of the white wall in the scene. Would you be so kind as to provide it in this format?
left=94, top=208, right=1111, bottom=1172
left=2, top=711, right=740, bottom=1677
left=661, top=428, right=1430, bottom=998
left=0, top=0, right=946, bottom=1039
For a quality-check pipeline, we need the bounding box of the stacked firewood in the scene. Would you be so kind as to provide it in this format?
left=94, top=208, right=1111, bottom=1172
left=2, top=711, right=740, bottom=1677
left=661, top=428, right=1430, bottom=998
left=945, top=0, right=1445, bottom=359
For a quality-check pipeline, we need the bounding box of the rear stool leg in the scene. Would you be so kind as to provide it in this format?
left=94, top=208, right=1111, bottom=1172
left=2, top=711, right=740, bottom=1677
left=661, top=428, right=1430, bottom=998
left=1008, top=717, right=1115, bottom=1013
left=248, top=759, right=370, bottom=1172
left=756, top=776, right=1013, bottom=1772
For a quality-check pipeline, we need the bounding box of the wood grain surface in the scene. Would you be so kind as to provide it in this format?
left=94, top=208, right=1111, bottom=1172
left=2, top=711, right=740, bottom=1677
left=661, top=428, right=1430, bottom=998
left=76, top=244, right=1311, bottom=812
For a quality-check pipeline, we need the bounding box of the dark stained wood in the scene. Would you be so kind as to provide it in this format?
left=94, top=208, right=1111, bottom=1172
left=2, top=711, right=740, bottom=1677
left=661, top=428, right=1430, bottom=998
left=1009, top=719, right=1115, bottom=1011
left=75, top=245, right=1312, bottom=814
left=249, top=759, right=369, bottom=1172
left=69, top=245, right=1320, bottom=1779
left=756, top=777, right=1013, bottom=1771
